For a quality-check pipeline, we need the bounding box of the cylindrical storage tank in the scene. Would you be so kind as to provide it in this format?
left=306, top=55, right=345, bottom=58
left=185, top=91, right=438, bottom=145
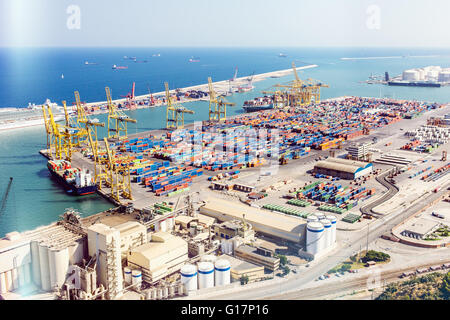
left=124, top=267, right=132, bottom=285
left=159, top=220, right=167, bottom=233
left=162, top=287, right=168, bottom=299
left=131, top=270, right=142, bottom=288
left=0, top=272, right=7, bottom=294
left=177, top=283, right=184, bottom=296
left=307, top=215, right=319, bottom=223
left=200, top=254, right=217, bottom=263
left=306, top=222, right=324, bottom=255
left=11, top=268, right=19, bottom=290
left=166, top=217, right=174, bottom=231
left=151, top=288, right=157, bottom=300
left=326, top=215, right=337, bottom=245
left=18, top=265, right=26, bottom=288
left=5, top=270, right=13, bottom=292
left=156, top=288, right=163, bottom=300
left=197, top=225, right=204, bottom=234
left=169, top=285, right=175, bottom=297
left=68, top=240, right=85, bottom=265
left=180, top=264, right=197, bottom=292
left=190, top=222, right=197, bottom=236
left=30, top=240, right=41, bottom=287
left=214, top=259, right=231, bottom=286
left=198, top=262, right=214, bottom=289
left=145, top=290, right=151, bottom=300
left=38, top=243, right=51, bottom=291
left=321, top=219, right=332, bottom=250
left=314, top=212, right=325, bottom=220
left=49, top=247, right=70, bottom=289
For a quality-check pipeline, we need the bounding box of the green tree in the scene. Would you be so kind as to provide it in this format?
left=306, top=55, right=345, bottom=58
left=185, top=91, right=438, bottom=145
left=240, top=275, right=249, bottom=285
left=441, top=272, right=450, bottom=299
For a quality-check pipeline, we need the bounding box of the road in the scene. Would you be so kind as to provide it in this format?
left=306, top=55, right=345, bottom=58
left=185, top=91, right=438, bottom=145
left=265, top=259, right=450, bottom=300
left=360, top=170, right=399, bottom=216
left=186, top=182, right=450, bottom=300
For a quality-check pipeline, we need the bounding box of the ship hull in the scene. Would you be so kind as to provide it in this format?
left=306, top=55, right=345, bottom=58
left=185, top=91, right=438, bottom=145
left=48, top=166, right=97, bottom=196
left=243, top=104, right=274, bottom=112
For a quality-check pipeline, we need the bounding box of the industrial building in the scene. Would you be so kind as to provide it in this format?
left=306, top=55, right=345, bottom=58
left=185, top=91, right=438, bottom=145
left=347, top=142, right=371, bottom=160
left=200, top=197, right=306, bottom=243
left=127, top=232, right=188, bottom=284
left=234, top=244, right=280, bottom=271
left=218, top=254, right=265, bottom=283
left=314, top=157, right=373, bottom=180
left=212, top=219, right=255, bottom=242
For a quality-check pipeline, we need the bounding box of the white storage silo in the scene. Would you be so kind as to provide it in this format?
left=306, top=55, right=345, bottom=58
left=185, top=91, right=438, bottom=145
left=38, top=243, right=51, bottom=291
left=307, top=215, right=319, bottom=223
left=197, top=262, right=214, bottom=289
left=159, top=220, right=167, bottom=233
left=30, top=240, right=41, bottom=287
left=11, top=268, right=19, bottom=290
left=0, top=272, right=7, bottom=294
left=181, top=264, right=197, bottom=291
left=326, top=215, right=337, bottom=245
left=402, top=69, right=419, bottom=81
left=321, top=219, right=332, bottom=249
left=306, top=222, right=324, bottom=255
left=48, top=247, right=70, bottom=289
left=131, top=270, right=142, bottom=288
left=123, top=267, right=132, bottom=285
left=5, top=270, right=13, bottom=292
left=214, top=259, right=231, bottom=286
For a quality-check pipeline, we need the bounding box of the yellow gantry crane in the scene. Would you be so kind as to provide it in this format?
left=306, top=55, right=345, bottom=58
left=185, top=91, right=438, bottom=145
left=62, top=100, right=87, bottom=148
left=43, top=105, right=74, bottom=160
left=103, top=137, right=132, bottom=203
left=165, top=82, right=194, bottom=130
left=74, top=91, right=104, bottom=150
left=105, top=87, right=137, bottom=140
left=86, top=124, right=110, bottom=191
left=271, top=62, right=329, bottom=107
left=208, top=77, right=235, bottom=122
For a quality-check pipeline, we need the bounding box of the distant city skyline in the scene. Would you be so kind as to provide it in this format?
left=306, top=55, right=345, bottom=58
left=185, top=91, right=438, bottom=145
left=1, top=0, right=450, bottom=48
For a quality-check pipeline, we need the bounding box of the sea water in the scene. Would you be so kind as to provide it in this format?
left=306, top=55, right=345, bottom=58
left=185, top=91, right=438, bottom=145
left=1, top=47, right=450, bottom=236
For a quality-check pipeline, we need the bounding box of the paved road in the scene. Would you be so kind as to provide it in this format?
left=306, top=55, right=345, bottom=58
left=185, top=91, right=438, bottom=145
left=360, top=170, right=399, bottom=216
left=265, top=259, right=450, bottom=300
left=188, top=183, right=449, bottom=300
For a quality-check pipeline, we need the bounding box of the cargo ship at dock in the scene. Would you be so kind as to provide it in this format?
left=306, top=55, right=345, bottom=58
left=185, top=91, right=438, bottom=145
left=243, top=96, right=275, bottom=112
left=47, top=160, right=97, bottom=196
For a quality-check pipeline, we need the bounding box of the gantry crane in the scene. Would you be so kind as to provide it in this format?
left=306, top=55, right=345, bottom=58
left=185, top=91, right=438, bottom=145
left=165, top=82, right=194, bottom=130
left=271, top=62, right=328, bottom=107
left=74, top=91, right=105, bottom=149
left=62, top=100, right=87, bottom=148
left=86, top=126, right=111, bottom=191
left=208, top=77, right=235, bottom=122
left=103, top=138, right=132, bottom=203
left=42, top=105, right=53, bottom=152
left=45, top=105, right=74, bottom=160
left=106, top=87, right=137, bottom=140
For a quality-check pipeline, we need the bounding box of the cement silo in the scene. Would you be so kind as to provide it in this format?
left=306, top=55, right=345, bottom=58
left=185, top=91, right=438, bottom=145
left=0, top=272, right=6, bottom=294
left=180, top=264, right=197, bottom=292
left=307, top=215, right=319, bottom=223
left=131, top=269, right=142, bottom=288
left=214, top=259, right=231, bottom=286
left=123, top=267, right=132, bottom=285
left=197, top=262, right=214, bottom=289
left=38, top=243, right=51, bottom=291
left=321, top=219, right=332, bottom=249
left=326, top=215, right=337, bottom=245
left=306, top=222, right=324, bottom=255
left=48, top=247, right=70, bottom=289
left=30, top=240, right=41, bottom=287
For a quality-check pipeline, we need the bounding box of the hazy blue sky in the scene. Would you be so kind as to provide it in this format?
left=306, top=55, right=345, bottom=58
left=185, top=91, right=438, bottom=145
left=1, top=0, right=450, bottom=47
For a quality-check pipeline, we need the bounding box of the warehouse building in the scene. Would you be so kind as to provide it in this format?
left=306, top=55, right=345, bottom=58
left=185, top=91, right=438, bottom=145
left=314, top=157, right=373, bottom=180
left=127, top=232, right=188, bottom=284
left=200, top=197, right=306, bottom=243
left=218, top=254, right=265, bottom=283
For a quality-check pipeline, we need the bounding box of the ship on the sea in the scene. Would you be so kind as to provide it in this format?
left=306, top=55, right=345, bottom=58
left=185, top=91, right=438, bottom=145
left=0, top=99, right=65, bottom=131
left=112, top=64, right=128, bottom=69
left=243, top=96, right=275, bottom=112
left=47, top=160, right=97, bottom=196
left=189, top=56, right=200, bottom=62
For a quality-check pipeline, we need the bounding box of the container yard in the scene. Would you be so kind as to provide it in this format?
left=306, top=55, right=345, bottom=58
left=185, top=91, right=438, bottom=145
left=2, top=65, right=450, bottom=301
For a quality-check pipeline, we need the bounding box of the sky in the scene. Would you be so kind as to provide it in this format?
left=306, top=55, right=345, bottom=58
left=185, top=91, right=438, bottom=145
left=1, top=0, right=450, bottom=47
